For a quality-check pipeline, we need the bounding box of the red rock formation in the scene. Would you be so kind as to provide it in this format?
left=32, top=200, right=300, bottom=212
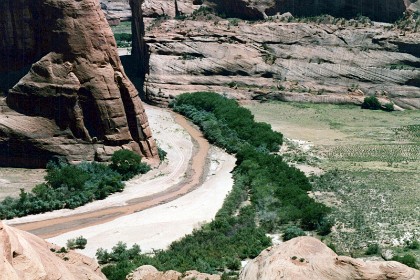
left=0, top=0, right=158, bottom=167
left=239, top=237, right=420, bottom=280
left=0, top=221, right=106, bottom=279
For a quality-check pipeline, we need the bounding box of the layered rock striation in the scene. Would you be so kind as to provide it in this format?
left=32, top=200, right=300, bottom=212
left=0, top=221, right=106, bottom=279
left=0, top=0, right=158, bottom=168
left=239, top=237, right=420, bottom=280
left=143, top=18, right=420, bottom=109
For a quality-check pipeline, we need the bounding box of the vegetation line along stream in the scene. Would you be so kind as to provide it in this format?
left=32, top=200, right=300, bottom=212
left=12, top=112, right=210, bottom=239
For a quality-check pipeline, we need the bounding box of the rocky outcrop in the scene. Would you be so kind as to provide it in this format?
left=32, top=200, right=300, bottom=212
left=206, top=0, right=413, bottom=22
left=239, top=237, right=420, bottom=280
left=0, top=221, right=106, bottom=279
left=0, top=0, right=158, bottom=168
left=127, top=265, right=221, bottom=280
left=143, top=18, right=420, bottom=109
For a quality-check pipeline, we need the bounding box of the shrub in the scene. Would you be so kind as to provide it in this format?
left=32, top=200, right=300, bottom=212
left=383, top=102, right=394, bottom=112
left=361, top=96, right=381, bottom=110
left=110, top=150, right=150, bottom=180
left=365, top=243, right=380, bottom=255
left=392, top=254, right=419, bottom=269
left=67, top=236, right=87, bottom=250
left=158, top=147, right=167, bottom=161
left=282, top=226, right=306, bottom=241
left=405, top=240, right=420, bottom=250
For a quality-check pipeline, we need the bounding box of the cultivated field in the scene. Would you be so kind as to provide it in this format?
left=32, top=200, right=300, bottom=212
left=246, top=102, right=420, bottom=257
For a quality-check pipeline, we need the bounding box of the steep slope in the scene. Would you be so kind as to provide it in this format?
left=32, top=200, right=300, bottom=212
left=0, top=221, right=105, bottom=279
left=240, top=237, right=420, bottom=280
left=0, top=0, right=158, bottom=167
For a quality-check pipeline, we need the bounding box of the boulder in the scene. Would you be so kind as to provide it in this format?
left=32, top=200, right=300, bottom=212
left=239, top=237, right=420, bottom=280
left=0, top=221, right=106, bottom=279
left=0, top=0, right=158, bottom=168
left=127, top=265, right=221, bottom=280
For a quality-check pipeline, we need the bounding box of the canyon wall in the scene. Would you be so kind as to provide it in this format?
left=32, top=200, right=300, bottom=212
left=143, top=18, right=420, bottom=109
left=0, top=0, right=158, bottom=167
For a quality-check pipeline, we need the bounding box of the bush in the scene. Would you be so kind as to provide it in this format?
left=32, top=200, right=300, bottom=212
left=282, top=226, right=306, bottom=241
left=67, top=236, right=87, bottom=250
left=405, top=240, right=420, bottom=250
left=365, top=243, right=380, bottom=255
left=158, top=147, right=167, bottom=161
left=361, top=96, right=381, bottom=110
left=392, top=254, right=419, bottom=269
left=383, top=102, right=394, bottom=112
left=110, top=150, right=151, bottom=180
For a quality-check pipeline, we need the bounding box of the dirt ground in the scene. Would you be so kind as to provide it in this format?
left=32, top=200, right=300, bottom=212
left=4, top=105, right=236, bottom=257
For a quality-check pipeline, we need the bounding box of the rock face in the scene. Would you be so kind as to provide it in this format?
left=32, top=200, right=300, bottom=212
left=239, top=237, right=420, bottom=280
left=0, top=0, right=158, bottom=168
left=127, top=265, right=221, bottom=280
left=206, top=0, right=412, bottom=22
left=0, top=221, right=106, bottom=280
left=143, top=18, right=420, bottom=109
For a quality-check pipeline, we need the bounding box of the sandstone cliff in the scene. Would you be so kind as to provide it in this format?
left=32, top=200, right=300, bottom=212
left=239, top=237, right=420, bottom=280
left=0, top=0, right=158, bottom=167
left=143, top=17, right=420, bottom=109
left=0, top=221, right=106, bottom=280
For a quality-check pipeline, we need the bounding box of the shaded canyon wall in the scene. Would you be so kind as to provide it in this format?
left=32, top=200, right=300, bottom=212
left=0, top=0, right=158, bottom=167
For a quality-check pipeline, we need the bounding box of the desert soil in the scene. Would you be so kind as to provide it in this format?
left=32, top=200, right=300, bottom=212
left=4, top=105, right=235, bottom=257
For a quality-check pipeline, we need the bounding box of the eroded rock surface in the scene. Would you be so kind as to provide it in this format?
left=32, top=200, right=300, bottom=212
left=143, top=18, right=420, bottom=109
left=0, top=0, right=158, bottom=167
left=127, top=265, right=221, bottom=280
left=0, top=221, right=106, bottom=280
left=239, top=237, right=420, bottom=280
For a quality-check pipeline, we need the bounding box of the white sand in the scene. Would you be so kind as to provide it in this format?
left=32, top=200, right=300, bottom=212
left=5, top=105, right=236, bottom=259
left=6, top=106, right=193, bottom=225
left=48, top=147, right=235, bottom=257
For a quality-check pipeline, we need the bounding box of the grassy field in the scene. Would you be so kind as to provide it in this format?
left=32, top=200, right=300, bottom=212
left=111, top=21, right=131, bottom=34
left=245, top=102, right=420, bottom=258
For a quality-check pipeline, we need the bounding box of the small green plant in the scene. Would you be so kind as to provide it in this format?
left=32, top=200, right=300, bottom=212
left=383, top=103, right=394, bottom=112
left=361, top=96, right=381, bottom=110
left=282, top=226, right=306, bottom=241
left=291, top=256, right=297, bottom=260
left=58, top=247, right=68, bottom=253
left=67, top=236, right=87, bottom=250
left=392, top=254, right=419, bottom=269
left=405, top=240, right=420, bottom=250
left=365, top=243, right=380, bottom=255
left=110, top=150, right=151, bottom=180
left=158, top=147, right=167, bottom=161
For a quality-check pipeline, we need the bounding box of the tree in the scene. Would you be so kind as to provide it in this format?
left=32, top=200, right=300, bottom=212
left=361, top=96, right=381, bottom=110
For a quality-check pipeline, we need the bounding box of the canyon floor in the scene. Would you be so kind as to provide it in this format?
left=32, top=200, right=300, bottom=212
left=3, top=105, right=235, bottom=257
left=246, top=101, right=420, bottom=257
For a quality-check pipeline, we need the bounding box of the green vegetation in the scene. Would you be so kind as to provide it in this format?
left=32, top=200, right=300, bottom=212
left=110, top=150, right=150, bottom=180
left=0, top=150, right=149, bottom=219
left=111, top=22, right=132, bottom=48
left=365, top=243, right=380, bottom=255
left=100, top=93, right=331, bottom=279
left=361, top=96, right=381, bottom=110
left=392, top=254, right=419, bottom=269
left=361, top=96, right=395, bottom=113
left=67, top=236, right=88, bottom=250
left=282, top=226, right=306, bottom=241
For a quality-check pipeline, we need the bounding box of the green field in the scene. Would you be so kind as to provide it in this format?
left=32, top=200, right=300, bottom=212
left=245, top=102, right=420, bottom=257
